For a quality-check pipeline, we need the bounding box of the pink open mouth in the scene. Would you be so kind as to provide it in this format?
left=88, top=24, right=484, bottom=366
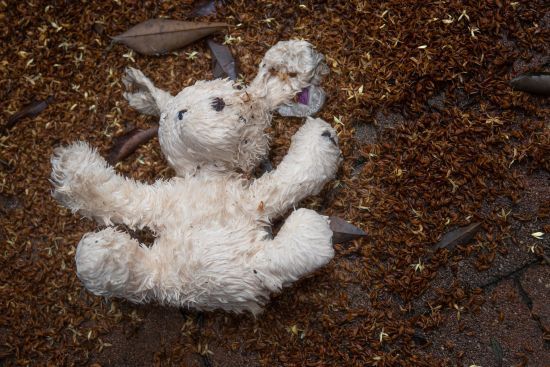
left=296, top=87, right=310, bottom=105
left=278, top=85, right=325, bottom=117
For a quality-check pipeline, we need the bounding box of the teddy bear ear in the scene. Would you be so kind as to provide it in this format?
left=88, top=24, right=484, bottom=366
left=122, top=67, right=173, bottom=116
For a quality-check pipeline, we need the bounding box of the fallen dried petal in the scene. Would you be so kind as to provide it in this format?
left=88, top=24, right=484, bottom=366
left=531, top=232, right=544, bottom=240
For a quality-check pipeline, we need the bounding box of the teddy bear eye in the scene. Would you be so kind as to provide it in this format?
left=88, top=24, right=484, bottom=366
left=177, top=110, right=187, bottom=120
left=211, top=97, right=225, bottom=112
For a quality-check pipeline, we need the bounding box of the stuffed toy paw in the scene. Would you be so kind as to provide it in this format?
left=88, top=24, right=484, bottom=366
left=51, top=40, right=342, bottom=314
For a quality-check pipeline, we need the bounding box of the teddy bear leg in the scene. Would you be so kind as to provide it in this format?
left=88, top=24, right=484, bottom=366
left=76, top=227, right=157, bottom=302
left=248, top=117, right=341, bottom=220
left=51, top=141, right=164, bottom=230
left=253, top=208, right=334, bottom=289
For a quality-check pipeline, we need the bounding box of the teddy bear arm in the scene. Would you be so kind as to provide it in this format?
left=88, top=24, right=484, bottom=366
left=248, top=117, right=341, bottom=220
left=51, top=141, right=165, bottom=230
left=253, top=208, right=334, bottom=287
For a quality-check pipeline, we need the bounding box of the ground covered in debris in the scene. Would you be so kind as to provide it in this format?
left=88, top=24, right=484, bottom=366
left=1, top=1, right=549, bottom=366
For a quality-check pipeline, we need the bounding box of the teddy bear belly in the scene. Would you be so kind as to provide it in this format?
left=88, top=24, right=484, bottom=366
left=160, top=175, right=263, bottom=229
left=149, top=225, right=272, bottom=313
left=149, top=176, right=273, bottom=312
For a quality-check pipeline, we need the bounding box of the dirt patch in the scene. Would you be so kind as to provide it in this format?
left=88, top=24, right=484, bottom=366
left=91, top=305, right=183, bottom=366
left=520, top=265, right=550, bottom=333
left=427, top=279, right=549, bottom=367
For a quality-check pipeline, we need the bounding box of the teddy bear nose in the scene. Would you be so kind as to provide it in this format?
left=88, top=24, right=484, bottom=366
left=177, top=110, right=188, bottom=120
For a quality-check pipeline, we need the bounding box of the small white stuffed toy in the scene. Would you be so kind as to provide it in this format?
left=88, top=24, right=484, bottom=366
left=51, top=40, right=342, bottom=314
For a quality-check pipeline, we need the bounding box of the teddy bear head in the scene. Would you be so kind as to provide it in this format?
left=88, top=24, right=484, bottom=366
left=123, top=40, right=328, bottom=176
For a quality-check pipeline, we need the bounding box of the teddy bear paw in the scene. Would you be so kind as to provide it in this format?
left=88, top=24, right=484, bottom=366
left=51, top=142, right=112, bottom=213
left=295, top=117, right=341, bottom=154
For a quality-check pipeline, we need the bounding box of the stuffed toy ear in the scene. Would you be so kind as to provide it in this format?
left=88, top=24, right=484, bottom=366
left=122, top=67, right=173, bottom=116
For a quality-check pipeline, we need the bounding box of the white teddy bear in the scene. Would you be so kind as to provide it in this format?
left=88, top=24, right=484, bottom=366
left=51, top=40, right=342, bottom=314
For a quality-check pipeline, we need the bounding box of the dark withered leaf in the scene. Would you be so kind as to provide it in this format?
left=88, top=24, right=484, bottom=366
left=412, top=330, right=428, bottom=346
left=107, top=125, right=159, bottom=164
left=0, top=158, right=14, bottom=172
left=490, top=337, right=504, bottom=366
left=433, top=222, right=482, bottom=250
left=200, top=354, right=213, bottom=367
left=4, top=96, right=54, bottom=133
left=112, top=19, right=229, bottom=55
left=207, top=39, right=238, bottom=80
left=330, top=216, right=368, bottom=244
left=510, top=72, right=550, bottom=96
left=0, top=194, right=21, bottom=214
left=320, top=184, right=345, bottom=211
left=190, top=0, right=218, bottom=17
left=92, top=22, right=105, bottom=35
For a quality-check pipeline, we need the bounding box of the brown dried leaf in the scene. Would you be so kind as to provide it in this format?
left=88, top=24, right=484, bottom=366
left=329, top=216, right=368, bottom=244
left=112, top=19, right=229, bottom=55
left=4, top=96, right=54, bottom=133
left=107, top=126, right=159, bottom=164
left=510, top=72, right=550, bottom=96
left=206, top=39, right=238, bottom=80
left=433, top=222, right=482, bottom=250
